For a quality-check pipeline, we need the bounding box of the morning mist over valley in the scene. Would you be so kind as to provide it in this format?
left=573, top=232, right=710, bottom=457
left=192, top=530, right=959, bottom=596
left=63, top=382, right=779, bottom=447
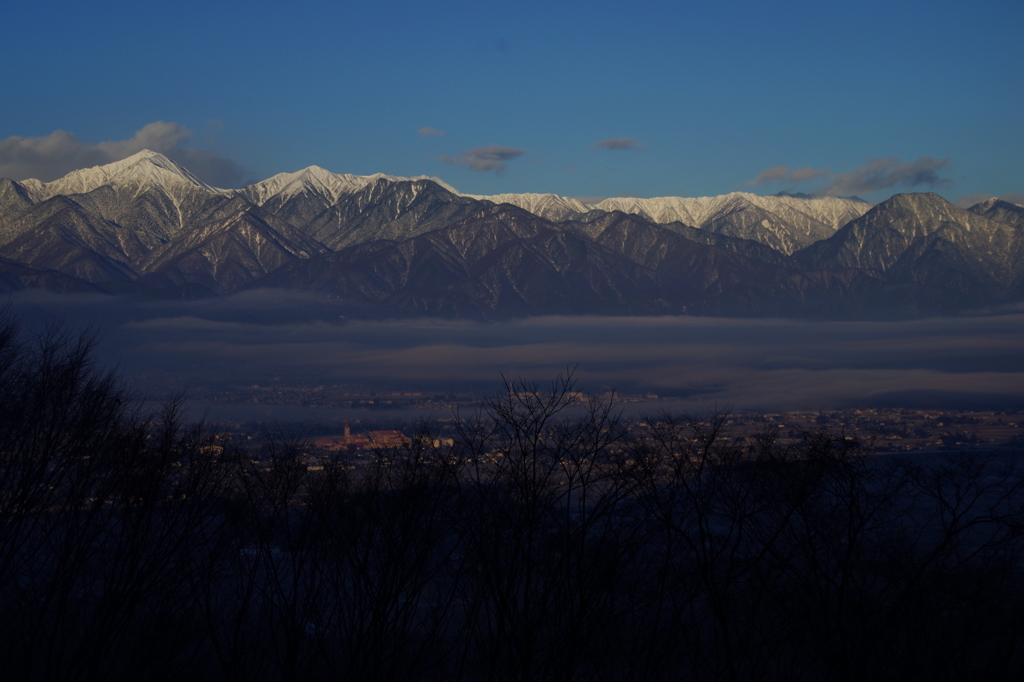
left=2, top=1, right=1024, bottom=680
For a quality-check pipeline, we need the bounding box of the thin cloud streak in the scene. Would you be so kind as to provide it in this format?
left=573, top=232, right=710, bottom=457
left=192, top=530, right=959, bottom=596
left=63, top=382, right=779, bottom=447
left=820, top=156, right=951, bottom=196
left=0, top=121, right=247, bottom=187
left=591, top=137, right=643, bottom=151
left=439, top=146, right=527, bottom=174
left=746, top=156, right=952, bottom=197
left=417, top=127, right=445, bottom=137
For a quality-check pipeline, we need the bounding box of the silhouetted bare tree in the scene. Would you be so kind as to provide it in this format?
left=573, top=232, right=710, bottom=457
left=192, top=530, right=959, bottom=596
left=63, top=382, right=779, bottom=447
left=1, top=311, right=1023, bottom=681
left=0, top=315, right=232, bottom=682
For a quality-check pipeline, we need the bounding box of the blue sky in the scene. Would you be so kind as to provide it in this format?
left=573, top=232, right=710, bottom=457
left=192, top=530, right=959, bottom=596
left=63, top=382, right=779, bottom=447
left=1, top=0, right=1020, bottom=204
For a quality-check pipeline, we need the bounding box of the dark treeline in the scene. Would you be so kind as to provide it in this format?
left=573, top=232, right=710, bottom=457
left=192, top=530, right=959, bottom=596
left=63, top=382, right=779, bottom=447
left=2, top=314, right=1024, bottom=682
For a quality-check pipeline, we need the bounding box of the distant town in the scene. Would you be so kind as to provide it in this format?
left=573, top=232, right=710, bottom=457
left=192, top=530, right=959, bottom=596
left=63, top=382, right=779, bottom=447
left=708, top=408, right=1024, bottom=453
left=178, top=382, right=1024, bottom=454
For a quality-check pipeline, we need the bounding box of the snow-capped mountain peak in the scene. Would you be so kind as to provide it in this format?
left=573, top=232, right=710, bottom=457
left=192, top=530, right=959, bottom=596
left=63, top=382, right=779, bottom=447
left=240, top=166, right=370, bottom=205
left=21, top=149, right=224, bottom=202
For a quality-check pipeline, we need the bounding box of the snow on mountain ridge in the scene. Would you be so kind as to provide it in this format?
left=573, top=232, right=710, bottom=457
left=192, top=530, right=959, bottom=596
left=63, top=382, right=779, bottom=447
left=240, top=167, right=461, bottom=206
left=464, top=192, right=593, bottom=222
left=595, top=192, right=872, bottom=231
left=462, top=190, right=873, bottom=253
left=240, top=167, right=381, bottom=205
left=969, top=197, right=1024, bottom=213
left=10, top=151, right=872, bottom=231
left=10, top=150, right=463, bottom=208
left=465, top=190, right=871, bottom=232
left=23, top=150, right=226, bottom=202
left=7, top=151, right=873, bottom=255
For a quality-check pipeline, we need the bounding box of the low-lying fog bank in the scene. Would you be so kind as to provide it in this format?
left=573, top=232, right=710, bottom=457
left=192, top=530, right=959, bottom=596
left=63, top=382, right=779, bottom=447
left=9, top=290, right=1024, bottom=414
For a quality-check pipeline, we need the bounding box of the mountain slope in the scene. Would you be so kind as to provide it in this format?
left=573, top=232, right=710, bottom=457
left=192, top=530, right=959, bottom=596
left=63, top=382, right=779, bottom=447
left=796, top=193, right=1023, bottom=304
left=968, top=198, right=1024, bottom=229
left=17, top=151, right=244, bottom=248
left=562, top=211, right=793, bottom=267
left=255, top=204, right=888, bottom=317
left=797, top=193, right=1017, bottom=270
left=0, top=255, right=106, bottom=294
left=1, top=151, right=1021, bottom=317
left=0, top=178, right=41, bottom=244
left=133, top=206, right=329, bottom=293
left=0, top=197, right=144, bottom=281
left=20, top=150, right=226, bottom=201
left=471, top=190, right=872, bottom=254
left=593, top=192, right=870, bottom=232
left=295, top=178, right=491, bottom=249
left=594, top=192, right=871, bottom=254
left=257, top=205, right=667, bottom=316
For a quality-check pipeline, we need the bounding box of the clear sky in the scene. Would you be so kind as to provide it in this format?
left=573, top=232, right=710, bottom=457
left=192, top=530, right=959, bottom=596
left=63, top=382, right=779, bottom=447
left=1, top=0, right=1020, bottom=204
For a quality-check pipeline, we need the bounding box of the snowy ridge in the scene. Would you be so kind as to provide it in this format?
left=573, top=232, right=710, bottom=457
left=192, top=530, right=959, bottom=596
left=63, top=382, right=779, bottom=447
left=464, top=192, right=593, bottom=222
left=239, top=167, right=379, bottom=205
left=594, top=192, right=871, bottom=231
left=465, top=190, right=871, bottom=232
left=9, top=151, right=869, bottom=235
left=465, top=190, right=874, bottom=253
left=12, top=150, right=461, bottom=208
left=240, top=167, right=460, bottom=206
left=22, top=150, right=227, bottom=202
left=971, top=197, right=1000, bottom=212
left=972, top=197, right=1024, bottom=211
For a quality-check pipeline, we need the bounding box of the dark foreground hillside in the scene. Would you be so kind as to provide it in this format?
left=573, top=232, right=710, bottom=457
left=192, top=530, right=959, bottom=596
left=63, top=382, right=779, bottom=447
left=1, top=315, right=1023, bottom=681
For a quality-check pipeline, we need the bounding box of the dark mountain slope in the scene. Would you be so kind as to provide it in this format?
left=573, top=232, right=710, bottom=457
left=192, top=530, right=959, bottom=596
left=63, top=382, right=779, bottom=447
left=255, top=205, right=892, bottom=317
left=794, top=193, right=1024, bottom=308
left=298, top=179, right=492, bottom=249
left=256, top=206, right=657, bottom=315
left=0, top=199, right=144, bottom=282
left=0, top=255, right=105, bottom=294
left=563, top=211, right=793, bottom=267
left=133, top=207, right=329, bottom=294
left=0, top=179, right=36, bottom=242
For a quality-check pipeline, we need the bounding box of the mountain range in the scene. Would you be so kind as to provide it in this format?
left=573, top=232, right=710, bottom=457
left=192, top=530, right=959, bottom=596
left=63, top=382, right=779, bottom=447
left=1, top=150, right=1021, bottom=318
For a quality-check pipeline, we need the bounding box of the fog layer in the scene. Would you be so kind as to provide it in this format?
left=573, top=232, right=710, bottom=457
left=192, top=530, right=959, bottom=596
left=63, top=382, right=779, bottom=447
left=9, top=291, right=1024, bottom=412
